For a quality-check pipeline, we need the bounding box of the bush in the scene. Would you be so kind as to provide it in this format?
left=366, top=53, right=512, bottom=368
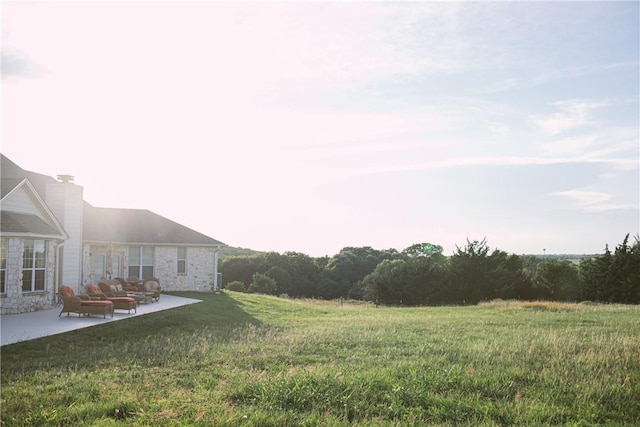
left=248, top=272, right=277, bottom=295
left=226, top=280, right=247, bottom=292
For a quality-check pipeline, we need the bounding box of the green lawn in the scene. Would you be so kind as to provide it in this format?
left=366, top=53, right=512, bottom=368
left=2, top=292, right=639, bottom=426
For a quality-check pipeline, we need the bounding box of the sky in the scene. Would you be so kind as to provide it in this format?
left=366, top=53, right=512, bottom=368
left=2, top=1, right=638, bottom=257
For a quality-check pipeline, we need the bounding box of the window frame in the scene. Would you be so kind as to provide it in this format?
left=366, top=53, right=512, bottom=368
left=22, top=239, right=46, bottom=292
left=0, top=238, right=7, bottom=294
left=128, top=246, right=155, bottom=280
left=93, top=253, right=105, bottom=284
left=177, top=247, right=187, bottom=275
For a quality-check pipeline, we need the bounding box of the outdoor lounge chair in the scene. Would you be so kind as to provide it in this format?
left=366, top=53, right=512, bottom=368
left=114, top=277, right=140, bottom=292
left=142, top=277, right=162, bottom=302
left=87, top=284, right=137, bottom=313
left=98, top=279, right=143, bottom=304
left=59, top=285, right=114, bottom=318
left=126, top=276, right=142, bottom=287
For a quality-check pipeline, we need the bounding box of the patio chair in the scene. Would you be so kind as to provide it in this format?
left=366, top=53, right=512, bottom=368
left=141, top=277, right=162, bottom=302
left=98, top=280, right=143, bottom=304
left=99, top=279, right=134, bottom=296
left=114, top=277, right=141, bottom=292
left=127, top=276, right=142, bottom=287
left=58, top=285, right=114, bottom=318
left=86, top=284, right=137, bottom=314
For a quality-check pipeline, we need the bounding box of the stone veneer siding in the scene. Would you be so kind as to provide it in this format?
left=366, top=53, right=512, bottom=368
left=82, top=244, right=218, bottom=292
left=82, top=244, right=130, bottom=290
left=81, top=244, right=92, bottom=289
left=0, top=238, right=57, bottom=315
left=154, top=246, right=217, bottom=292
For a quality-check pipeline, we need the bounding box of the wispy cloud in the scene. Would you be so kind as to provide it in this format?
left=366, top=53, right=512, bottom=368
left=476, top=61, right=639, bottom=95
left=350, top=155, right=638, bottom=178
left=529, top=99, right=611, bottom=135
left=543, top=127, right=639, bottom=158
left=486, top=121, right=511, bottom=136
left=554, top=190, right=611, bottom=205
left=552, top=190, right=638, bottom=212
left=0, top=52, right=44, bottom=79
left=533, top=61, right=640, bottom=86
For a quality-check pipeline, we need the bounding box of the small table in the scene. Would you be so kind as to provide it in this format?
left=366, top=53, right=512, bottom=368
left=133, top=292, right=155, bottom=304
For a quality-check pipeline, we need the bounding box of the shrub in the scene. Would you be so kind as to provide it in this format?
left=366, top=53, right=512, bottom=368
left=226, top=280, right=247, bottom=292
left=248, top=273, right=277, bottom=295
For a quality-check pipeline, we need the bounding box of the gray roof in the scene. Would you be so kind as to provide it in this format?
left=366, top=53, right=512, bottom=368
left=1, top=154, right=225, bottom=247
left=1, top=155, right=57, bottom=198
left=83, top=204, right=225, bottom=246
left=0, top=211, right=63, bottom=237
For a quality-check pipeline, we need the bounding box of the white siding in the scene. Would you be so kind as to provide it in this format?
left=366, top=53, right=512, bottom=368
left=46, top=183, right=84, bottom=293
left=1, top=186, right=47, bottom=218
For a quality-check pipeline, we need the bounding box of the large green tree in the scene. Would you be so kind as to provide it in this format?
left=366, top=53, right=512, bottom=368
left=531, top=259, right=580, bottom=301
left=219, top=255, right=266, bottom=288
left=447, top=239, right=493, bottom=304
left=362, top=243, right=448, bottom=305
left=446, top=239, right=529, bottom=304
left=271, top=252, right=322, bottom=297
left=319, top=247, right=398, bottom=299
left=580, top=234, right=640, bottom=303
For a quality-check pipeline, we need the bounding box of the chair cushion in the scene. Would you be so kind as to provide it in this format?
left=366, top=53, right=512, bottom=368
left=87, top=284, right=102, bottom=295
left=81, top=300, right=113, bottom=307
left=109, top=297, right=136, bottom=303
left=60, top=286, right=75, bottom=297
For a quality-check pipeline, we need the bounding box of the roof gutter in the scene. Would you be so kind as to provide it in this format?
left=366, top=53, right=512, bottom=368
left=54, top=240, right=65, bottom=304
left=82, top=240, right=226, bottom=248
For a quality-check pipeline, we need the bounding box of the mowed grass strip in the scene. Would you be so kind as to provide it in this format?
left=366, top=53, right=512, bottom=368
left=2, top=292, right=639, bottom=426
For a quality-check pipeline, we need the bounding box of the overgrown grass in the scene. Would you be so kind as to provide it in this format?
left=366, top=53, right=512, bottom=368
left=2, top=293, right=639, bottom=426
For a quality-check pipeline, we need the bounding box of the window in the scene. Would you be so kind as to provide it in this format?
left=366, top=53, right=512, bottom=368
left=112, top=254, right=121, bottom=279
left=1, top=238, right=7, bottom=294
left=93, top=254, right=105, bottom=283
left=128, top=246, right=154, bottom=279
left=177, top=247, right=187, bottom=274
left=23, top=239, right=46, bottom=292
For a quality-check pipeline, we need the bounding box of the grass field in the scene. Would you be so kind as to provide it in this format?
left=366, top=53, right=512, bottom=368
left=1, top=292, right=639, bottom=426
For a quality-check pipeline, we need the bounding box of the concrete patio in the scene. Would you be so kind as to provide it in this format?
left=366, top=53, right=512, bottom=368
left=0, top=294, right=202, bottom=346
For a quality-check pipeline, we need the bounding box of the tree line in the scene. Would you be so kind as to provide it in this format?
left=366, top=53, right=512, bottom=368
left=219, top=234, right=639, bottom=305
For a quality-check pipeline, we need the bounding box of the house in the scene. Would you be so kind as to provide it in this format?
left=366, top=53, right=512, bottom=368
left=0, top=154, right=225, bottom=315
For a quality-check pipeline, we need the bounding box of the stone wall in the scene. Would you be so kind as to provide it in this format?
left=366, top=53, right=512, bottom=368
left=154, top=247, right=218, bottom=292
left=82, top=244, right=129, bottom=290
left=81, top=244, right=92, bottom=289
left=0, top=238, right=57, bottom=315
left=81, top=244, right=219, bottom=293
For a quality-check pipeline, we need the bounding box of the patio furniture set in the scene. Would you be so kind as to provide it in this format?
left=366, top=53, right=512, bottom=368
left=58, top=277, right=162, bottom=318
